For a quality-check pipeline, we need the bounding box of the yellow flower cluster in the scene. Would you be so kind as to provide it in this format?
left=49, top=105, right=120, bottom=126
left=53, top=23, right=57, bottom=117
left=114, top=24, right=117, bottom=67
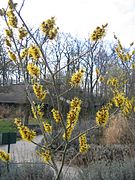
left=6, top=9, right=18, bottom=28
left=115, top=40, right=134, bottom=62
left=37, top=149, right=51, bottom=163
left=99, top=76, right=104, bottom=82
left=8, top=50, right=16, bottom=62
left=96, top=106, right=109, bottom=126
left=107, top=78, right=118, bottom=87
left=5, top=29, right=13, bottom=38
left=20, top=48, right=28, bottom=59
left=33, top=83, right=47, bottom=101
left=63, top=97, right=81, bottom=140
left=40, top=17, right=58, bottom=40
left=51, top=108, right=61, bottom=123
left=31, top=103, right=44, bottom=119
left=113, top=92, right=125, bottom=108
left=43, top=122, right=52, bottom=133
left=14, top=118, right=22, bottom=127
left=113, top=92, right=133, bottom=115
left=28, top=45, right=41, bottom=60
left=27, top=63, right=40, bottom=78
left=79, top=134, right=89, bottom=154
left=5, top=38, right=11, bottom=47
left=90, top=23, right=108, bottom=41
left=19, top=125, right=36, bottom=141
left=106, top=102, right=113, bottom=110
left=0, top=149, right=10, bottom=162
left=8, top=0, right=17, bottom=10
left=70, top=97, right=81, bottom=110
left=122, top=98, right=132, bottom=115
left=70, top=69, right=85, bottom=87
left=18, top=27, right=28, bottom=40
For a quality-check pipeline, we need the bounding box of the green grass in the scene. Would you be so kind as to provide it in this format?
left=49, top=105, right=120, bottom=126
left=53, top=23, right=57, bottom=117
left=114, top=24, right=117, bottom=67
left=29, top=118, right=40, bottom=125
left=0, top=119, right=17, bottom=133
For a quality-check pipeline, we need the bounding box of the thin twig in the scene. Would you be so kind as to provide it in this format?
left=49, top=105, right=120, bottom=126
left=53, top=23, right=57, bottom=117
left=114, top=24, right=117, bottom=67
left=64, top=152, right=80, bottom=177
left=19, top=0, right=26, bottom=14
left=53, top=50, right=90, bottom=76
left=69, top=125, right=98, bottom=144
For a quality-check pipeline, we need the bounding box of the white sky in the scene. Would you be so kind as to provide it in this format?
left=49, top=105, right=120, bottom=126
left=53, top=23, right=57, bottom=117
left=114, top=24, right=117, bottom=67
left=1, top=0, right=135, bottom=46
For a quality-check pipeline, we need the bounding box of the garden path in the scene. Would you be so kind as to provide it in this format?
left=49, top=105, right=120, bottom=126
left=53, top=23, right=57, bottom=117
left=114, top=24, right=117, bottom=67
left=0, top=135, right=79, bottom=178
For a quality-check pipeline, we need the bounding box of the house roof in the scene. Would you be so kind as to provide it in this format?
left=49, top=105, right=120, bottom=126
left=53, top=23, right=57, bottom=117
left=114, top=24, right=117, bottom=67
left=0, top=84, right=27, bottom=104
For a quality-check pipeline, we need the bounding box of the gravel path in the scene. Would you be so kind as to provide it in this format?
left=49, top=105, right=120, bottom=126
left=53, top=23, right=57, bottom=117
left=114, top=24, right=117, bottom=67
left=0, top=135, right=79, bottom=178
left=0, top=135, right=43, bottom=162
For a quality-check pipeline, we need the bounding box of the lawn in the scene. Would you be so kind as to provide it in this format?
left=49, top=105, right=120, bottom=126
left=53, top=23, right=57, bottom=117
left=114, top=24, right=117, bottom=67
left=0, top=118, right=40, bottom=133
left=0, top=119, right=17, bottom=133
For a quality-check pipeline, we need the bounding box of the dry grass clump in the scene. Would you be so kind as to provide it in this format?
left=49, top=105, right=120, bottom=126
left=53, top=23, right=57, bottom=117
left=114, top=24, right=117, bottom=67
left=0, top=105, right=11, bottom=118
left=0, top=104, right=24, bottom=119
left=103, top=112, right=135, bottom=144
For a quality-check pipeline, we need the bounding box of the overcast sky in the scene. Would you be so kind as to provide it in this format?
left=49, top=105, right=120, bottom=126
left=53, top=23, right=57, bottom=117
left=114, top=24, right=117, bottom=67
left=0, top=0, right=135, bottom=46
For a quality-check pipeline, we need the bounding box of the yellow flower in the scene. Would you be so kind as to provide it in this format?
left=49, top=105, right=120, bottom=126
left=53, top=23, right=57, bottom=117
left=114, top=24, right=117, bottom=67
left=5, top=29, right=13, bottom=38
left=28, top=45, right=41, bottom=60
left=40, top=17, right=58, bottom=40
left=8, top=0, right=17, bottom=10
left=0, top=149, right=10, bottom=162
left=7, top=10, right=18, bottom=28
left=126, top=52, right=131, bottom=60
left=70, top=69, right=84, bottom=87
left=37, top=149, right=51, bottom=163
left=118, top=40, right=123, bottom=51
left=6, top=10, right=14, bottom=17
left=63, top=97, right=81, bottom=141
left=96, top=106, right=109, bottom=126
left=27, top=63, right=40, bottom=78
left=106, top=102, right=113, bottom=110
left=33, top=83, right=47, bottom=101
left=66, top=108, right=80, bottom=128
left=31, top=103, right=44, bottom=119
left=70, top=97, right=81, bottom=110
left=43, top=122, right=52, bottom=133
left=122, top=98, right=132, bottom=116
left=18, top=27, right=28, bottom=40
left=8, top=50, right=16, bottom=62
left=107, top=78, right=118, bottom=87
left=14, top=118, right=22, bottom=127
left=63, top=126, right=74, bottom=141
left=132, top=50, right=135, bottom=55
left=79, top=134, right=89, bottom=154
left=20, top=48, right=28, bottom=59
left=113, top=92, right=125, bottom=108
left=99, top=76, right=104, bottom=82
left=90, top=23, right=108, bottom=41
left=113, top=91, right=133, bottom=115
left=19, top=125, right=36, bottom=141
left=51, top=108, right=61, bottom=123
left=115, top=39, right=132, bottom=62
left=5, top=38, right=11, bottom=47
